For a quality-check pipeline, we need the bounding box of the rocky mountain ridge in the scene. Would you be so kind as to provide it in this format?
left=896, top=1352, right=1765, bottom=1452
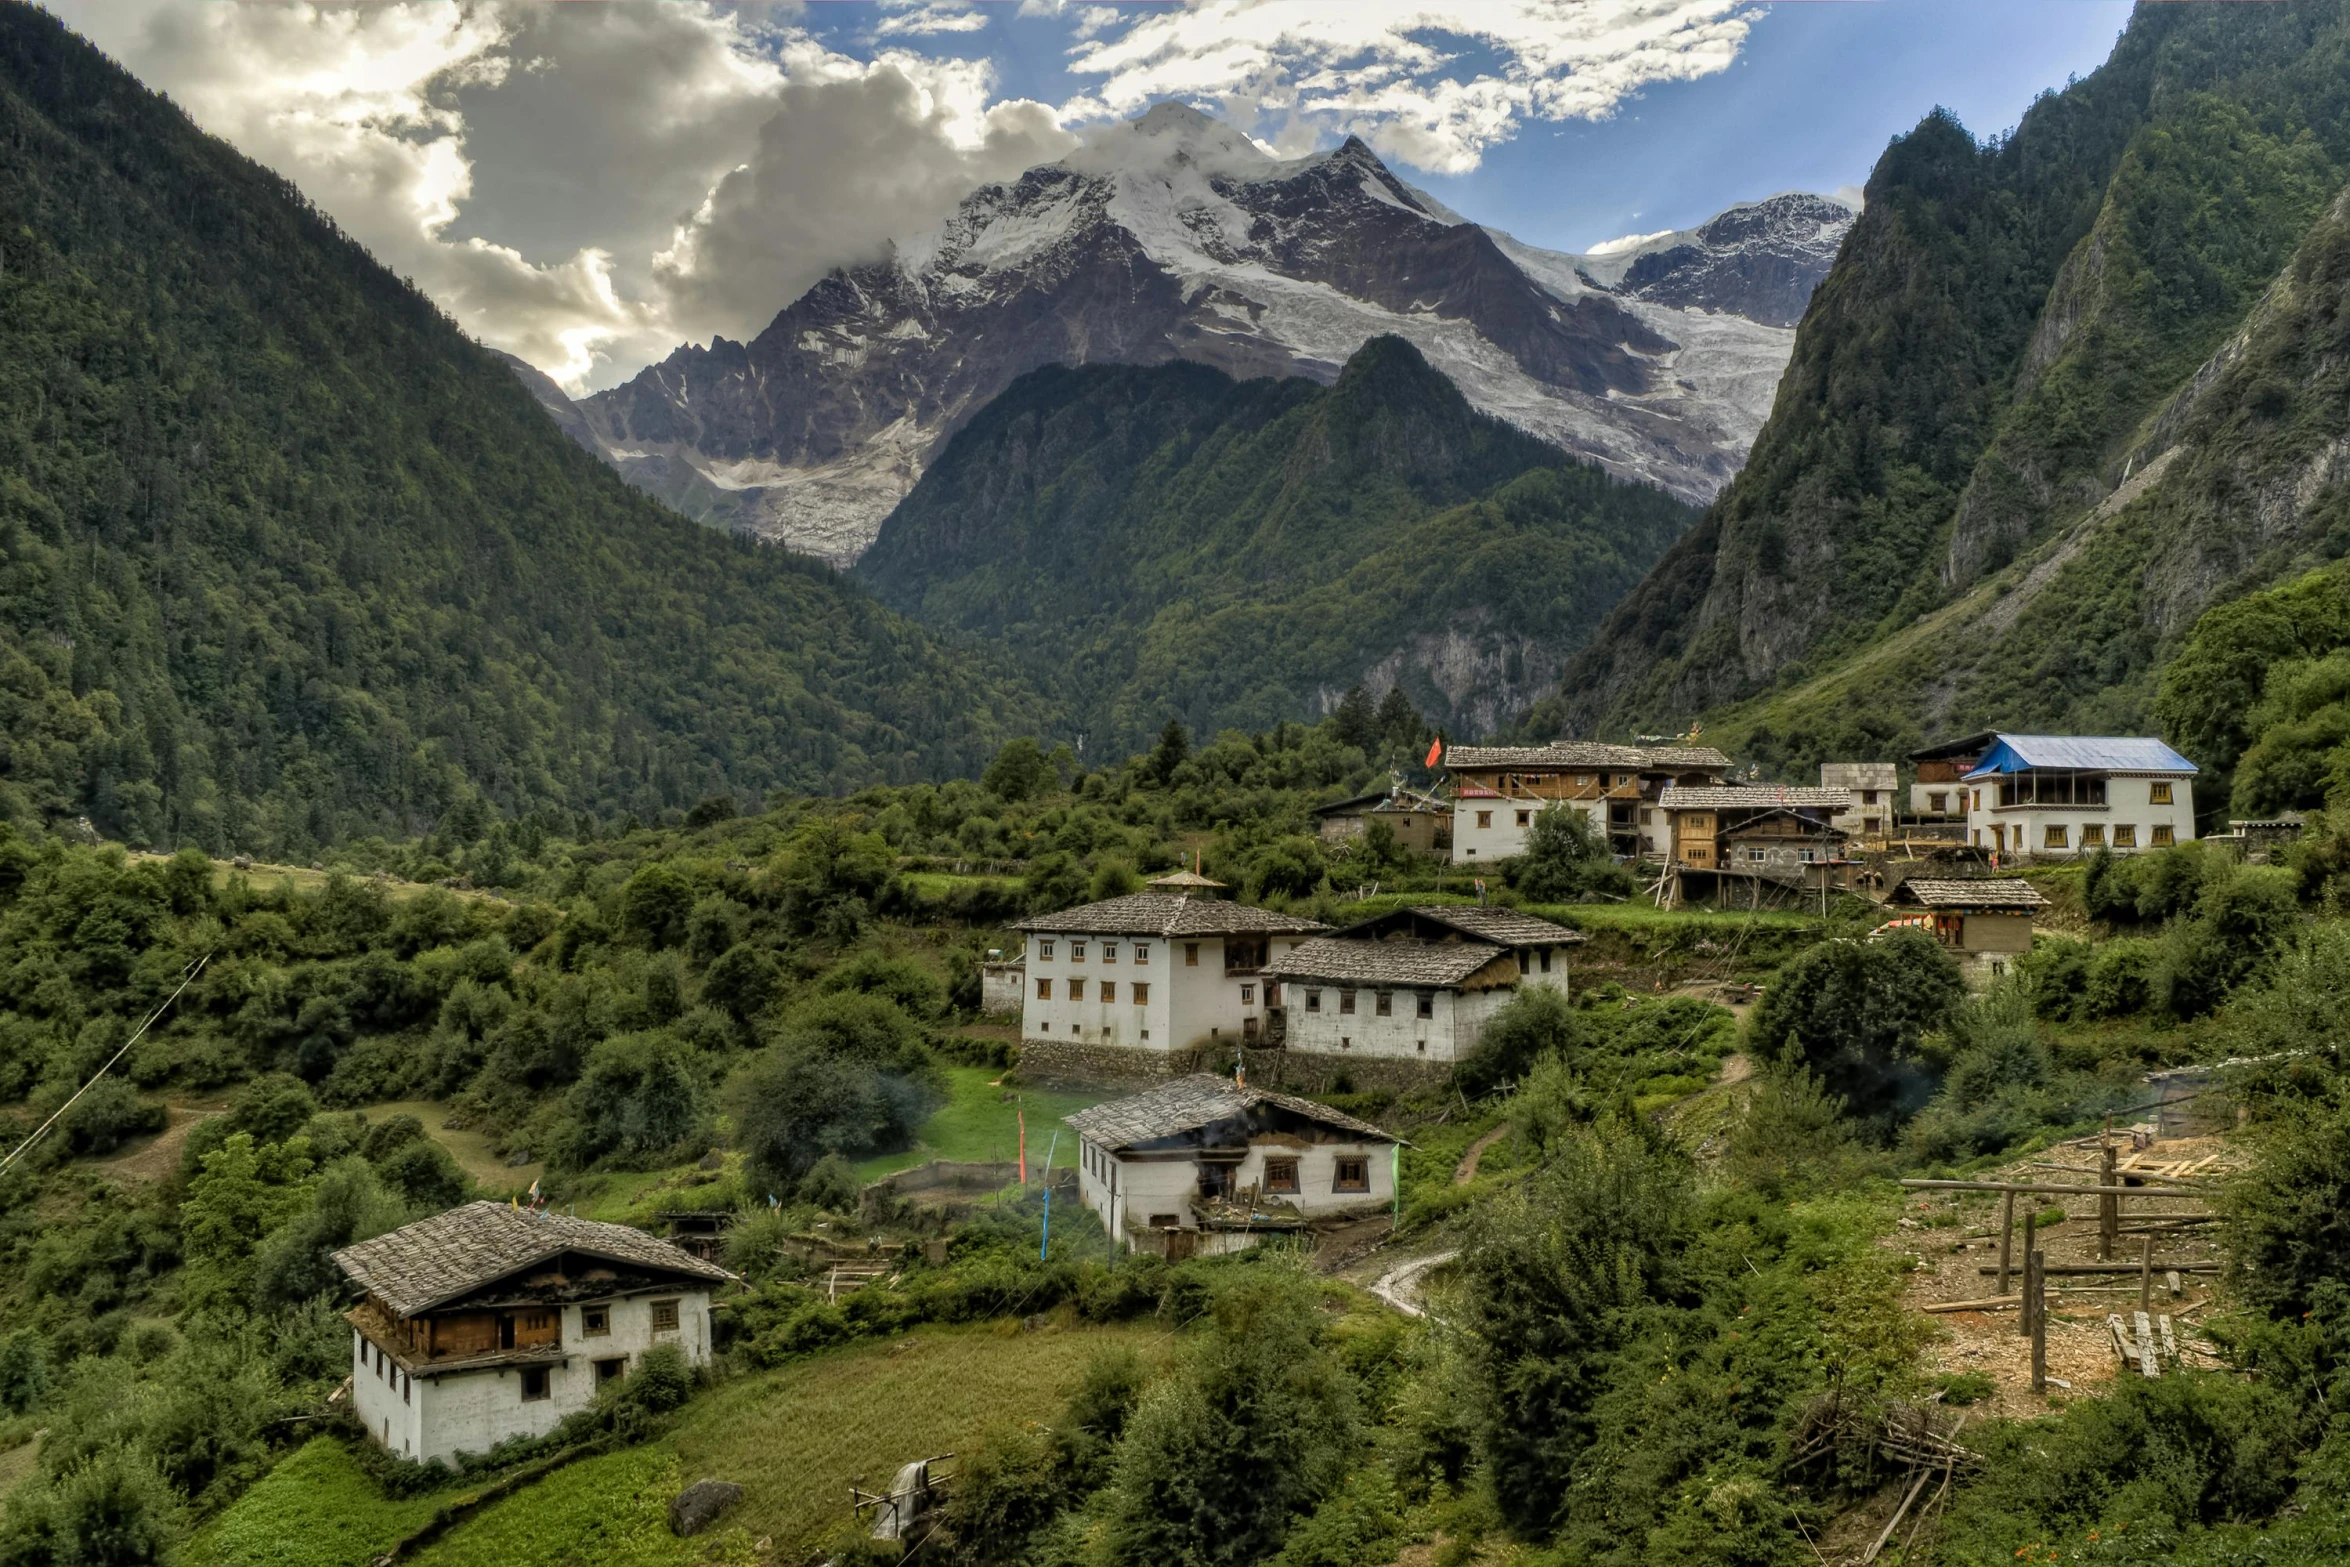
left=563, top=104, right=1852, bottom=564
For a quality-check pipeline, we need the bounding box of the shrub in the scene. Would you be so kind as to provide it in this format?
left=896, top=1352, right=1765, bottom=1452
left=815, top=952, right=947, bottom=1021
left=58, top=1080, right=165, bottom=1158
left=703, top=943, right=782, bottom=1023
left=550, top=1032, right=710, bottom=1172
left=1456, top=985, right=1578, bottom=1097
left=0, top=1445, right=181, bottom=1567
left=1749, top=929, right=1964, bottom=1133
left=1507, top=807, right=1634, bottom=902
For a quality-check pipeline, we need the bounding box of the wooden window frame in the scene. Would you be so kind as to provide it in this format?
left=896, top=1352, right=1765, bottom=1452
left=1068, top=978, right=1085, bottom=1002
left=1476, top=810, right=1492, bottom=829
left=1375, top=991, right=1393, bottom=1017
left=1305, top=989, right=1321, bottom=1012
left=1101, top=981, right=1116, bottom=1004
left=2081, top=824, right=2105, bottom=846
left=2151, top=825, right=2175, bottom=847
left=1185, top=943, right=1200, bottom=966
left=2044, top=825, right=2068, bottom=849
left=1071, top=941, right=1086, bottom=962
left=1132, top=983, right=1149, bottom=1005
left=1036, top=978, right=1052, bottom=1000
left=2113, top=825, right=2138, bottom=848
left=1417, top=992, right=1433, bottom=1019
left=651, top=1300, right=680, bottom=1334
left=1333, top=1157, right=1369, bottom=1194
left=1339, top=990, right=1357, bottom=1015
left=582, top=1305, right=610, bottom=1338
left=1038, top=940, right=1054, bottom=960
left=1262, top=1158, right=1300, bottom=1195
left=520, top=1367, right=551, bottom=1403
left=2150, top=781, right=2174, bottom=804
left=1101, top=942, right=1118, bottom=961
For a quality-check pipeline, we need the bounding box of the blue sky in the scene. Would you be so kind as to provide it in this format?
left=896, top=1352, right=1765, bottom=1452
left=58, top=0, right=2140, bottom=386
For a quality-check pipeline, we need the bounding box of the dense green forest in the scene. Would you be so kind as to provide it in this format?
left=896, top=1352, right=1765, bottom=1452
left=1539, top=0, right=2350, bottom=769
left=0, top=5, right=1047, bottom=859
left=853, top=339, right=1693, bottom=751
left=9, top=690, right=2350, bottom=1563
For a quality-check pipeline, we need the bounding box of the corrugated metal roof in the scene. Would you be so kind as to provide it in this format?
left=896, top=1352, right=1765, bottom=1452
left=1963, top=735, right=2198, bottom=776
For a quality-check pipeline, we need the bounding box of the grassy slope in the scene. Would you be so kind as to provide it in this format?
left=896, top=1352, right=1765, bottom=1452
left=183, top=1439, right=462, bottom=1567
left=348, top=1100, right=543, bottom=1197
left=854, top=1066, right=1109, bottom=1182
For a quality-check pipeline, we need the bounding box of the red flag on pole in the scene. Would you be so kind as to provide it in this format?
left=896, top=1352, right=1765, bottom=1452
left=1425, top=736, right=1443, bottom=769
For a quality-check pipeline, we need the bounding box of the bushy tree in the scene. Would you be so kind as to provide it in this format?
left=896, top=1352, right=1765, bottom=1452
left=1147, top=720, right=1192, bottom=784
left=179, top=1133, right=318, bottom=1313
left=620, top=864, right=695, bottom=949
left=1098, top=1266, right=1360, bottom=1567
left=815, top=952, right=947, bottom=1020
left=703, top=943, right=783, bottom=1024
left=1749, top=929, right=1964, bottom=1131
left=982, top=738, right=1057, bottom=803
left=252, top=1157, right=409, bottom=1311
left=1508, top=807, right=1633, bottom=903
left=553, top=1032, right=709, bottom=1171
left=730, top=994, right=941, bottom=1196
left=0, top=1445, right=180, bottom=1567
left=1460, top=1119, right=1691, bottom=1538
left=1456, top=984, right=1579, bottom=1097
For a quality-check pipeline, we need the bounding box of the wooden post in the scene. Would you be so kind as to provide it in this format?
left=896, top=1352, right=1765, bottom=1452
left=2028, top=1250, right=2047, bottom=1395
left=1997, top=1189, right=2016, bottom=1295
left=2139, top=1236, right=2155, bottom=1310
left=2100, top=1139, right=2118, bottom=1261
left=2017, top=1209, right=2037, bottom=1338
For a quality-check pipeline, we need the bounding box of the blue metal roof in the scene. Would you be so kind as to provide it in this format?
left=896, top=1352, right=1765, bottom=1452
left=1963, top=734, right=2198, bottom=778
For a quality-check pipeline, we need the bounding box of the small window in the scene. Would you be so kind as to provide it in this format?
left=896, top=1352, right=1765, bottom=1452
left=1862, top=790, right=1879, bottom=805
left=1375, top=991, right=1392, bottom=1017
left=2151, top=825, right=2174, bottom=847
left=1071, top=942, right=1086, bottom=962
left=1133, top=983, right=1149, bottom=1005
left=1101, top=982, right=1116, bottom=1003
left=1102, top=942, right=1118, bottom=961
left=1476, top=811, right=1492, bottom=829
left=2081, top=823, right=2105, bottom=846
left=2113, top=825, right=2138, bottom=848
left=1929, top=792, right=1948, bottom=812
left=1305, top=989, right=1321, bottom=1012
left=1038, top=940, right=1054, bottom=960
left=1036, top=978, right=1053, bottom=1000
left=2044, top=825, right=2068, bottom=849
left=1068, top=978, right=1085, bottom=1001
left=520, top=1367, right=551, bottom=1403
left=1538, top=948, right=1552, bottom=974
left=1334, top=1158, right=1369, bottom=1194
left=1417, top=992, right=1433, bottom=1019
left=1339, top=1036, right=1351, bottom=1050
left=1185, top=943, right=1200, bottom=967
left=1516, top=810, right=1531, bottom=827
left=1149, top=1214, right=1180, bottom=1229
left=1339, top=990, right=1357, bottom=1015
left=1864, top=818, right=1882, bottom=833
left=1973, top=790, right=1982, bottom=810
left=582, top=1306, right=610, bottom=1338
left=1135, top=944, right=1149, bottom=964
left=2150, top=782, right=2174, bottom=804
left=651, top=1300, right=680, bottom=1334
left=402, top=1371, right=410, bottom=1405
left=1262, top=1158, right=1300, bottom=1195
left=595, top=1356, right=627, bottom=1387
left=1241, top=984, right=1254, bottom=1004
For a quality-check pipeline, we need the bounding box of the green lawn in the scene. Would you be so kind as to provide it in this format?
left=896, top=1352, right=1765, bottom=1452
left=183, top=1437, right=464, bottom=1567
left=853, top=1066, right=1109, bottom=1182
left=897, top=870, right=1020, bottom=897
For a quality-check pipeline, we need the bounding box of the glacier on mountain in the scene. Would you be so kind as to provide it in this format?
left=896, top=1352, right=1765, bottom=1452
left=566, top=103, right=1856, bottom=565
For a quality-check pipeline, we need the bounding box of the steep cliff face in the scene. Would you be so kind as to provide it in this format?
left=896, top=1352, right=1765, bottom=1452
left=851, top=337, right=1694, bottom=749
left=1539, top=1, right=2350, bottom=757
left=577, top=104, right=1849, bottom=564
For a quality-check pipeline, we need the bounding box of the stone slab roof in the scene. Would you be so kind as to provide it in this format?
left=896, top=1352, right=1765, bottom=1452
left=333, top=1201, right=732, bottom=1318
left=1658, top=786, right=1855, bottom=809
left=1890, top=878, right=2048, bottom=910
left=1066, top=1074, right=1395, bottom=1150
left=1012, top=892, right=1327, bottom=937
left=1445, top=742, right=1730, bottom=772
left=1396, top=905, right=1586, bottom=947
left=1266, top=936, right=1506, bottom=987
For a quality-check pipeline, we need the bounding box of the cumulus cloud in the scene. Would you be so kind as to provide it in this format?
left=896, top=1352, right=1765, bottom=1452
left=1066, top=0, right=1755, bottom=174
left=652, top=51, right=1074, bottom=339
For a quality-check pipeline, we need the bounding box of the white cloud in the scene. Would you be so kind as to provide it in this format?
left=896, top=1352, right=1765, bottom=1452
left=1066, top=0, right=1755, bottom=174
left=876, top=1, right=993, bottom=36
left=1585, top=227, right=1675, bottom=255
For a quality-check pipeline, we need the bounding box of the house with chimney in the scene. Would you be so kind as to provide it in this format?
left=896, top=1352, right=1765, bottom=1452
left=1443, top=742, right=1731, bottom=863
left=1067, top=1075, right=1399, bottom=1257
left=1013, top=873, right=1326, bottom=1079
left=333, top=1202, right=730, bottom=1465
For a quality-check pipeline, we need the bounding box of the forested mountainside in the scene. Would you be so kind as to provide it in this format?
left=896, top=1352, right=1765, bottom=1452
left=1538, top=0, right=2350, bottom=770
left=852, top=338, right=1694, bottom=750
left=0, top=5, right=1047, bottom=857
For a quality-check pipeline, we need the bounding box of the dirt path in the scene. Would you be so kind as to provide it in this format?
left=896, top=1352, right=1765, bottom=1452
left=1369, top=1251, right=1458, bottom=1319
left=95, top=1103, right=224, bottom=1182
left=1453, top=1124, right=1509, bottom=1184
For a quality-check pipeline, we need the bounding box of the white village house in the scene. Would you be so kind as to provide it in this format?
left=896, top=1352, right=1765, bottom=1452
left=1957, top=735, right=2199, bottom=859
left=334, top=1202, right=730, bottom=1465
left=1442, top=742, right=1731, bottom=862
left=1265, top=906, right=1582, bottom=1068
left=1067, top=1074, right=1400, bottom=1256
left=1013, top=876, right=1327, bottom=1076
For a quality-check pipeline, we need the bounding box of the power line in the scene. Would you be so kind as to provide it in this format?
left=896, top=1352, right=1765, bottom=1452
left=0, top=951, right=211, bottom=1178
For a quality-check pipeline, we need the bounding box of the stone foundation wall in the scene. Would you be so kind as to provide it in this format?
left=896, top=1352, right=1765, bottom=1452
left=1016, top=1037, right=1211, bottom=1088
left=1016, top=1038, right=1451, bottom=1096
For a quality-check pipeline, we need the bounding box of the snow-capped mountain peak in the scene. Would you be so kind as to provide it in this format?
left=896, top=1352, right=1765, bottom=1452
left=569, top=107, right=1854, bottom=564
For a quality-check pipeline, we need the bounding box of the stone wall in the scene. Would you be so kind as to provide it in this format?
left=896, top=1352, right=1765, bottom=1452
left=1017, top=1037, right=1449, bottom=1096
left=1017, top=1036, right=1212, bottom=1087
left=1250, top=1050, right=1449, bottom=1096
